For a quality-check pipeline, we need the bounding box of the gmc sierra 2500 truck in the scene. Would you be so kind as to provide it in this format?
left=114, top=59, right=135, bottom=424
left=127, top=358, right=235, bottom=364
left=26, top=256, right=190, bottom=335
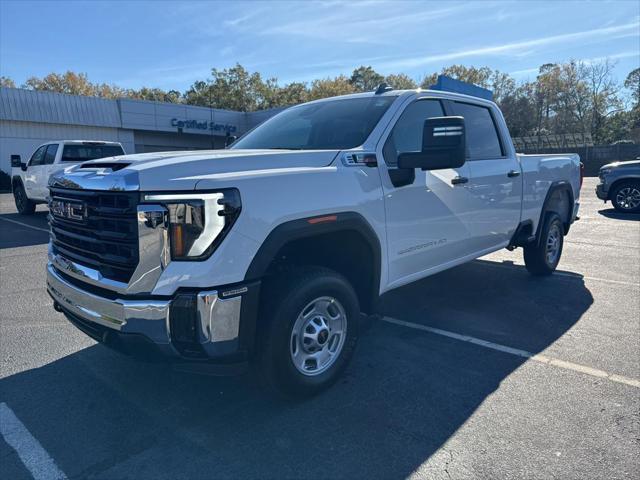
left=11, top=140, right=125, bottom=214
left=46, top=86, right=581, bottom=396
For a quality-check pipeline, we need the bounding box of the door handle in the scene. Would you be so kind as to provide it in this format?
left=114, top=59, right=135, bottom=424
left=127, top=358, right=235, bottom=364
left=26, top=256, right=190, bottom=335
left=451, top=176, right=469, bottom=185
left=507, top=170, right=521, bottom=178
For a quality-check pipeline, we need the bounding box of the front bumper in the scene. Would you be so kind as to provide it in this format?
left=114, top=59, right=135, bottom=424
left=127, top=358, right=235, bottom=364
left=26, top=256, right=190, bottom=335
left=596, top=182, right=608, bottom=201
left=47, top=263, right=259, bottom=366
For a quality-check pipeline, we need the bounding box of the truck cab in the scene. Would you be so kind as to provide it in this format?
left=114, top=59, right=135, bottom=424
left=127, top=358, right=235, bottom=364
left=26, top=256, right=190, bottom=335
left=11, top=140, right=125, bottom=214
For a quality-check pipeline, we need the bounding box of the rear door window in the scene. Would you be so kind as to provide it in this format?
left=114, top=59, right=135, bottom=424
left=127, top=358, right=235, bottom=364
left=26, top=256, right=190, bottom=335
left=44, top=144, right=59, bottom=165
left=383, top=99, right=445, bottom=167
left=452, top=102, right=503, bottom=159
left=61, top=144, right=124, bottom=162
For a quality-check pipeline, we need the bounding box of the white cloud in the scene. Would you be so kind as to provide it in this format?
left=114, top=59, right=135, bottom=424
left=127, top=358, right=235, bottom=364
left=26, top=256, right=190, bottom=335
left=375, top=20, right=640, bottom=70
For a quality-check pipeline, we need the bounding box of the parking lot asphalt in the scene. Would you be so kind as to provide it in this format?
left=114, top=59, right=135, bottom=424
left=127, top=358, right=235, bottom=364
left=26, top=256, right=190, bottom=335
left=1, top=177, right=638, bottom=480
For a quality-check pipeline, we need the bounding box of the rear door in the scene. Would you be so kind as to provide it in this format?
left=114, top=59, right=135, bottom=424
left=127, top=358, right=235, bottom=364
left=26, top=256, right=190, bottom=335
left=377, top=97, right=474, bottom=290
left=23, top=145, right=47, bottom=200
left=450, top=101, right=522, bottom=251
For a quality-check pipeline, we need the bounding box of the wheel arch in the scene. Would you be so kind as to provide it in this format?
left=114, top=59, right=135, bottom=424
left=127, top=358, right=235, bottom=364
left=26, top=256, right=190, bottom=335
left=245, top=212, right=382, bottom=314
left=535, top=181, right=575, bottom=242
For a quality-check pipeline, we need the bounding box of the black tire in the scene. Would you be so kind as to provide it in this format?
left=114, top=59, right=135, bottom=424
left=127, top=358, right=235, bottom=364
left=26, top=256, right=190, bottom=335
left=524, top=213, right=564, bottom=276
left=257, top=267, right=359, bottom=398
left=610, top=180, right=640, bottom=213
left=13, top=181, right=36, bottom=215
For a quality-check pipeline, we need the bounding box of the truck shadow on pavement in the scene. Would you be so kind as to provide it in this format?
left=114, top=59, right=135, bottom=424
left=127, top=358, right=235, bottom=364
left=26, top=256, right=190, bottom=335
left=597, top=208, right=640, bottom=221
left=0, top=260, right=593, bottom=479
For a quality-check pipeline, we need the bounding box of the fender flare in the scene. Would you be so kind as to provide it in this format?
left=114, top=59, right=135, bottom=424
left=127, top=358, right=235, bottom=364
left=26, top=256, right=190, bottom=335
left=535, top=181, right=575, bottom=242
left=244, top=212, right=382, bottom=310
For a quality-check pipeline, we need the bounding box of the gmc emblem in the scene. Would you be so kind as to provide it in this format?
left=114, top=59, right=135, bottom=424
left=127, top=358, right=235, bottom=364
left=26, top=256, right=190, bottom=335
left=51, top=199, right=86, bottom=222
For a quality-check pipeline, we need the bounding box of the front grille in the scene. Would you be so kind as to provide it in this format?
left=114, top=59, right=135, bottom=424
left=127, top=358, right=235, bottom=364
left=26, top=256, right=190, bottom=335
left=49, top=187, right=139, bottom=283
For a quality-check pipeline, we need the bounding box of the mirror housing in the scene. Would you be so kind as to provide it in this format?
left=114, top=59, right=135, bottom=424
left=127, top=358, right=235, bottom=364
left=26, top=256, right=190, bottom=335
left=398, top=116, right=466, bottom=170
left=225, top=135, right=237, bottom=147
left=10, top=154, right=21, bottom=168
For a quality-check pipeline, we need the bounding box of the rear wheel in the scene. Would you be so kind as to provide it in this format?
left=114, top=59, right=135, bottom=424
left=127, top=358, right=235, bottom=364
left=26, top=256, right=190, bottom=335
left=524, top=213, right=564, bottom=276
left=258, top=267, right=359, bottom=397
left=611, top=181, right=640, bottom=213
left=13, top=182, right=35, bottom=215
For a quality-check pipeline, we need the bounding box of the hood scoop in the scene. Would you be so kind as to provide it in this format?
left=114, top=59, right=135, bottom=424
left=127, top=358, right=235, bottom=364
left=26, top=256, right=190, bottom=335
left=79, top=161, right=131, bottom=172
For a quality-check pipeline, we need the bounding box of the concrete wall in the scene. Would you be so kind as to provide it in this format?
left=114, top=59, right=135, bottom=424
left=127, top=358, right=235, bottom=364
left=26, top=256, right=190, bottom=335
left=132, top=130, right=225, bottom=153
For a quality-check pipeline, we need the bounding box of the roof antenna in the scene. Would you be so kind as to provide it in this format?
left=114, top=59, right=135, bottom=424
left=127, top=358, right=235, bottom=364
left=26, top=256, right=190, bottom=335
left=375, top=83, right=393, bottom=94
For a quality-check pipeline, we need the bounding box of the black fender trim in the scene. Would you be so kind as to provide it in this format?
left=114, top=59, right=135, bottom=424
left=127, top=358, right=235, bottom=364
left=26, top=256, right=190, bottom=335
left=244, top=212, right=382, bottom=311
left=534, top=181, right=575, bottom=243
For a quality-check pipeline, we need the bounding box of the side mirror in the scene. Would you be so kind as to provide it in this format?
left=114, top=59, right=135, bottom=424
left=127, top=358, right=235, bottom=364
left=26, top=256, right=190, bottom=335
left=10, top=155, right=21, bottom=168
left=225, top=135, right=237, bottom=147
left=398, top=116, right=466, bottom=170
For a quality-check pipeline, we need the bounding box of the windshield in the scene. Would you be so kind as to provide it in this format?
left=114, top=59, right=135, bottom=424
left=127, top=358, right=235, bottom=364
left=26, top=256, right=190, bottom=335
left=61, top=144, right=124, bottom=162
left=232, top=96, right=397, bottom=150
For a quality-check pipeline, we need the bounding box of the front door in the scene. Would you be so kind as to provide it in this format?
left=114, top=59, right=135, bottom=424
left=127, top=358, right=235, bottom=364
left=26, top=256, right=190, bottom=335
left=450, top=101, right=522, bottom=251
left=23, top=145, right=47, bottom=200
left=378, top=98, right=474, bottom=290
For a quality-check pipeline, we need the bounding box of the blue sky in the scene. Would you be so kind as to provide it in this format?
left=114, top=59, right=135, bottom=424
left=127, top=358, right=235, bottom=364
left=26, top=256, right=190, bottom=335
left=1, top=0, right=638, bottom=91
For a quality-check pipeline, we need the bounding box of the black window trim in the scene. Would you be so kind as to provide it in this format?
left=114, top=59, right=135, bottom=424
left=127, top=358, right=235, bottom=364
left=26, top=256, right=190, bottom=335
left=381, top=96, right=446, bottom=169
left=451, top=100, right=507, bottom=161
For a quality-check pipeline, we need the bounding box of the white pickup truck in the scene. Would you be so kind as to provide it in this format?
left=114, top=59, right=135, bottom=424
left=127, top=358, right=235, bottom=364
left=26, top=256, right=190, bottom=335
left=46, top=87, right=581, bottom=396
left=11, top=140, right=125, bottom=214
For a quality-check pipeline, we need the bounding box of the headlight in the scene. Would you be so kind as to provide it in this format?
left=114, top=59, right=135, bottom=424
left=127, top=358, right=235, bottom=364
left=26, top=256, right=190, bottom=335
left=143, top=189, right=241, bottom=260
left=599, top=168, right=611, bottom=176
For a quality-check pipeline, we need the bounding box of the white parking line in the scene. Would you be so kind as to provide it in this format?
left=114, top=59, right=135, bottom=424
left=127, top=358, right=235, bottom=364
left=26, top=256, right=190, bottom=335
left=0, top=402, right=67, bottom=480
left=0, top=216, right=49, bottom=233
left=382, top=317, right=640, bottom=389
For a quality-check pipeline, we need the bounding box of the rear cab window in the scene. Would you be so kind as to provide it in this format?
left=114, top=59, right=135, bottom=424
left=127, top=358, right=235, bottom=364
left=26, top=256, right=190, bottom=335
left=61, top=144, right=124, bottom=162
left=451, top=102, right=504, bottom=160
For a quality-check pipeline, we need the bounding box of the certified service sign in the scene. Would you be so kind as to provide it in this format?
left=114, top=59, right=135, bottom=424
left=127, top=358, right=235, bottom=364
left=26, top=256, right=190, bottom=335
left=171, top=118, right=237, bottom=134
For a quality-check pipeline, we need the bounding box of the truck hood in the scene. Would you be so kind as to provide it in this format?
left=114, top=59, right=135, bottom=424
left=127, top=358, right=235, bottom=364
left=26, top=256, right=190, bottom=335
left=600, top=159, right=640, bottom=170
left=50, top=149, right=341, bottom=191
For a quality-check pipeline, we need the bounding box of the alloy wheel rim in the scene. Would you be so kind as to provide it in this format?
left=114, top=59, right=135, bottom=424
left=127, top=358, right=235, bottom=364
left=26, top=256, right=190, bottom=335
left=289, top=296, right=347, bottom=376
left=546, top=224, right=561, bottom=265
left=615, top=187, right=640, bottom=210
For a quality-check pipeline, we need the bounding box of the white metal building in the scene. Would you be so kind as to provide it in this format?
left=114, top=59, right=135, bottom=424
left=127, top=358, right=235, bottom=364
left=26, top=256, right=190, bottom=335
left=0, top=87, right=280, bottom=173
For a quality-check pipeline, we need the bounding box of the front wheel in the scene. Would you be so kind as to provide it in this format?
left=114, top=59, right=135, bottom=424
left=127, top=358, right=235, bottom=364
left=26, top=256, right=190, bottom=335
left=258, top=267, right=359, bottom=397
left=523, top=213, right=564, bottom=276
left=13, top=182, right=36, bottom=215
left=611, top=181, right=640, bottom=213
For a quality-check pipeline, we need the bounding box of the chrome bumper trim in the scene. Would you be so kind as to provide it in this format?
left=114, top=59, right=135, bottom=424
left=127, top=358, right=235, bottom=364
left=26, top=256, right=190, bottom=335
left=197, top=290, right=242, bottom=346
left=47, top=263, right=244, bottom=356
left=47, top=263, right=171, bottom=345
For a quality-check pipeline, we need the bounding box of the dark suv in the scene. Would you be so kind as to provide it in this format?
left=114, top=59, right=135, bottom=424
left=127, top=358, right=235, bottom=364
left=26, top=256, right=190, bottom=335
left=596, top=159, right=640, bottom=213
